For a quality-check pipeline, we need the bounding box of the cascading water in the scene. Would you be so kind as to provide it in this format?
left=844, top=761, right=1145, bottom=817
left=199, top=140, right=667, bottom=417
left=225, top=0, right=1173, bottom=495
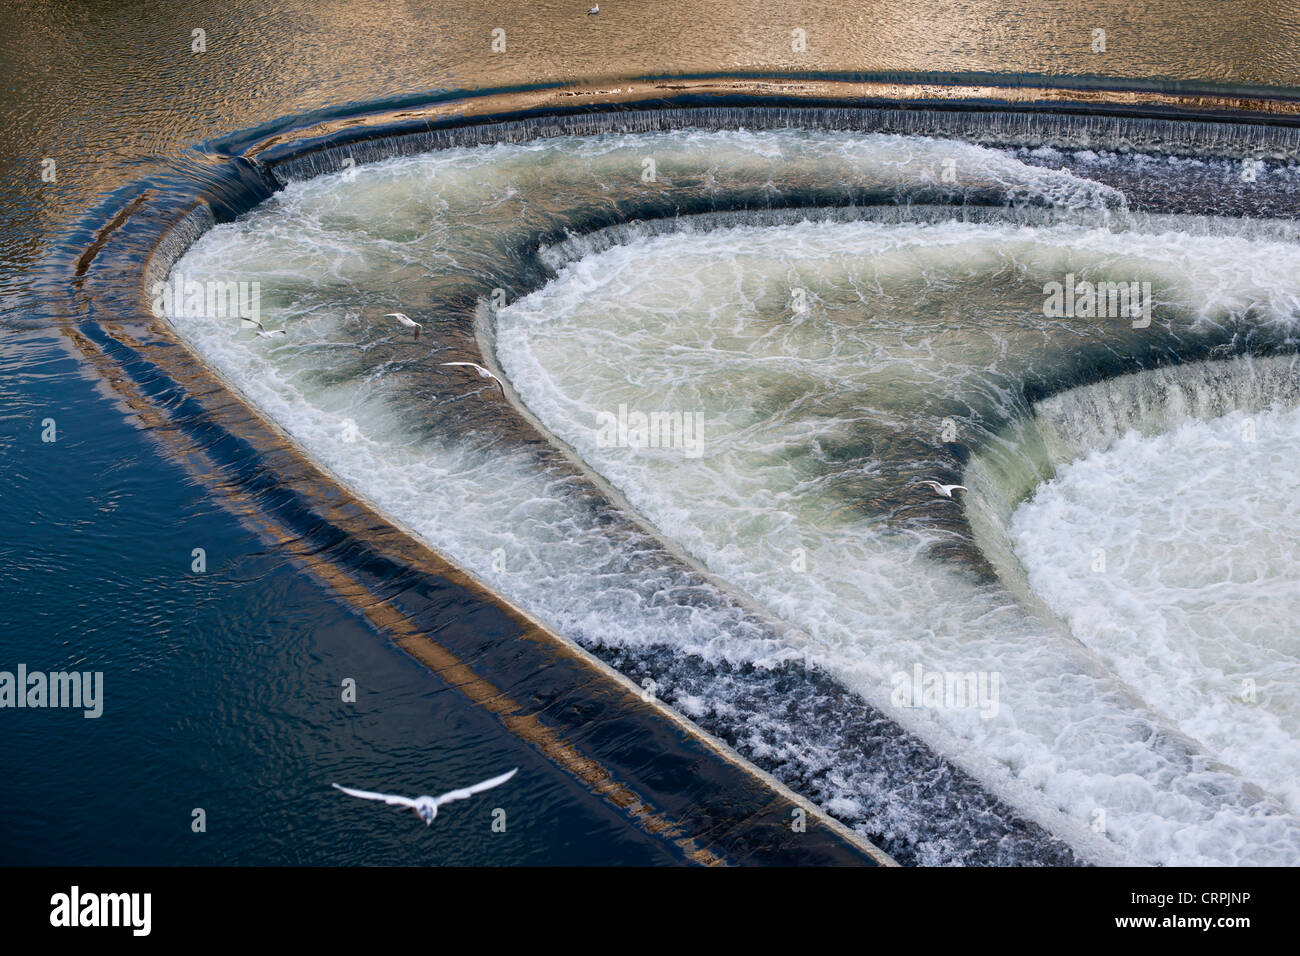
left=162, top=120, right=1300, bottom=865
left=976, top=356, right=1300, bottom=814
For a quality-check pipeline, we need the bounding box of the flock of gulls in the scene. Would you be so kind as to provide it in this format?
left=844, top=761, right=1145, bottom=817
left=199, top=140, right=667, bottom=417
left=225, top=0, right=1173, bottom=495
left=245, top=310, right=507, bottom=396
left=245, top=305, right=964, bottom=502
left=243, top=297, right=963, bottom=825
left=240, top=2, right=963, bottom=841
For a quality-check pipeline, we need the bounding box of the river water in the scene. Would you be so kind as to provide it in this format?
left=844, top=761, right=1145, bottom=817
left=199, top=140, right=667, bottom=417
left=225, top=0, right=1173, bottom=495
left=2, top=1, right=1298, bottom=865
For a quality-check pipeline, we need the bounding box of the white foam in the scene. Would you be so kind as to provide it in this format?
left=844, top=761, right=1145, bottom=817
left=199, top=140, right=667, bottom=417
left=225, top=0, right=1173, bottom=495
left=165, top=127, right=1300, bottom=865
left=495, top=215, right=1300, bottom=866
left=1011, top=406, right=1300, bottom=812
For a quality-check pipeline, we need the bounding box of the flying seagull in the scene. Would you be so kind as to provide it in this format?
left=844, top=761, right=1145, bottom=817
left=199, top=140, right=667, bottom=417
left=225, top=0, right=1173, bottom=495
left=240, top=318, right=287, bottom=338
left=332, top=768, right=517, bottom=826
left=920, top=481, right=967, bottom=499
left=588, top=3, right=599, bottom=13
left=440, top=361, right=506, bottom=397
left=384, top=312, right=423, bottom=339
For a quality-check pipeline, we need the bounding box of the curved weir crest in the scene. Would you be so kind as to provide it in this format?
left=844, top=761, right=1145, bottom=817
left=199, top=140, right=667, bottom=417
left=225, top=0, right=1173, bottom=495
left=71, top=88, right=1300, bottom=866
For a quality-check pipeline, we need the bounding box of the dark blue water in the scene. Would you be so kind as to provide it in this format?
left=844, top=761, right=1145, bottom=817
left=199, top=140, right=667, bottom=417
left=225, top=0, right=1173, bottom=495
left=0, top=330, right=678, bottom=865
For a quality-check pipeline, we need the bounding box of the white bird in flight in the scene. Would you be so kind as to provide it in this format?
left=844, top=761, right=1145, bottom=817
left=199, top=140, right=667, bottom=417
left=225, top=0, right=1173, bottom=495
left=332, top=768, right=517, bottom=826
left=588, top=3, right=599, bottom=14
left=440, top=361, right=506, bottom=397
left=239, top=318, right=287, bottom=338
left=920, top=480, right=967, bottom=499
left=384, top=312, right=423, bottom=339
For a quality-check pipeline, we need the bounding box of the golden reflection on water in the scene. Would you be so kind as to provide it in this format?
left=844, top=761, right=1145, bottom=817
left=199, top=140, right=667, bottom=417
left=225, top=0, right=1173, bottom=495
left=304, top=0, right=1300, bottom=89
left=0, top=0, right=1298, bottom=287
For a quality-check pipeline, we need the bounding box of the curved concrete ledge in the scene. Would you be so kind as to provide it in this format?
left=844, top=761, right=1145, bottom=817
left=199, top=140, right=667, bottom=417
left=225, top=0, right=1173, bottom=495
left=238, top=74, right=1300, bottom=169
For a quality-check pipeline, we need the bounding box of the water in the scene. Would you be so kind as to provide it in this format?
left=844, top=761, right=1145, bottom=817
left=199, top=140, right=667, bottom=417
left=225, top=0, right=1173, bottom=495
left=5, top=0, right=1300, bottom=867
left=1011, top=404, right=1300, bottom=814
left=162, top=127, right=1300, bottom=865
left=499, top=213, right=1300, bottom=865
left=0, top=332, right=674, bottom=865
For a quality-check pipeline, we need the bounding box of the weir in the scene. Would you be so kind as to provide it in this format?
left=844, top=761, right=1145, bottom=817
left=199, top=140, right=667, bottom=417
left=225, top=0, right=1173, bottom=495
left=59, top=77, right=1300, bottom=866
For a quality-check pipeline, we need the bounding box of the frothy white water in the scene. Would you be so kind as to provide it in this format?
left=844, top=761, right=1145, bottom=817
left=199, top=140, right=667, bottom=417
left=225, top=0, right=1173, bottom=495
left=496, top=216, right=1300, bottom=866
left=165, top=126, right=1300, bottom=864
left=1011, top=405, right=1300, bottom=812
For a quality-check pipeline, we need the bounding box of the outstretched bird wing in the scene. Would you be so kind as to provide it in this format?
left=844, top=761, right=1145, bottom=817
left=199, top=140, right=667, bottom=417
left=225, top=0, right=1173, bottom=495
left=433, top=768, right=518, bottom=807
left=443, top=361, right=499, bottom=379
left=440, top=362, right=505, bottom=396
left=332, top=783, right=419, bottom=808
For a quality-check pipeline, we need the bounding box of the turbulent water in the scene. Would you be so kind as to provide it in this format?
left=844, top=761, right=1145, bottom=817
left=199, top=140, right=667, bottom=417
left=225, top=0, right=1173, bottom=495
left=165, top=126, right=1300, bottom=865
left=1011, top=392, right=1300, bottom=810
